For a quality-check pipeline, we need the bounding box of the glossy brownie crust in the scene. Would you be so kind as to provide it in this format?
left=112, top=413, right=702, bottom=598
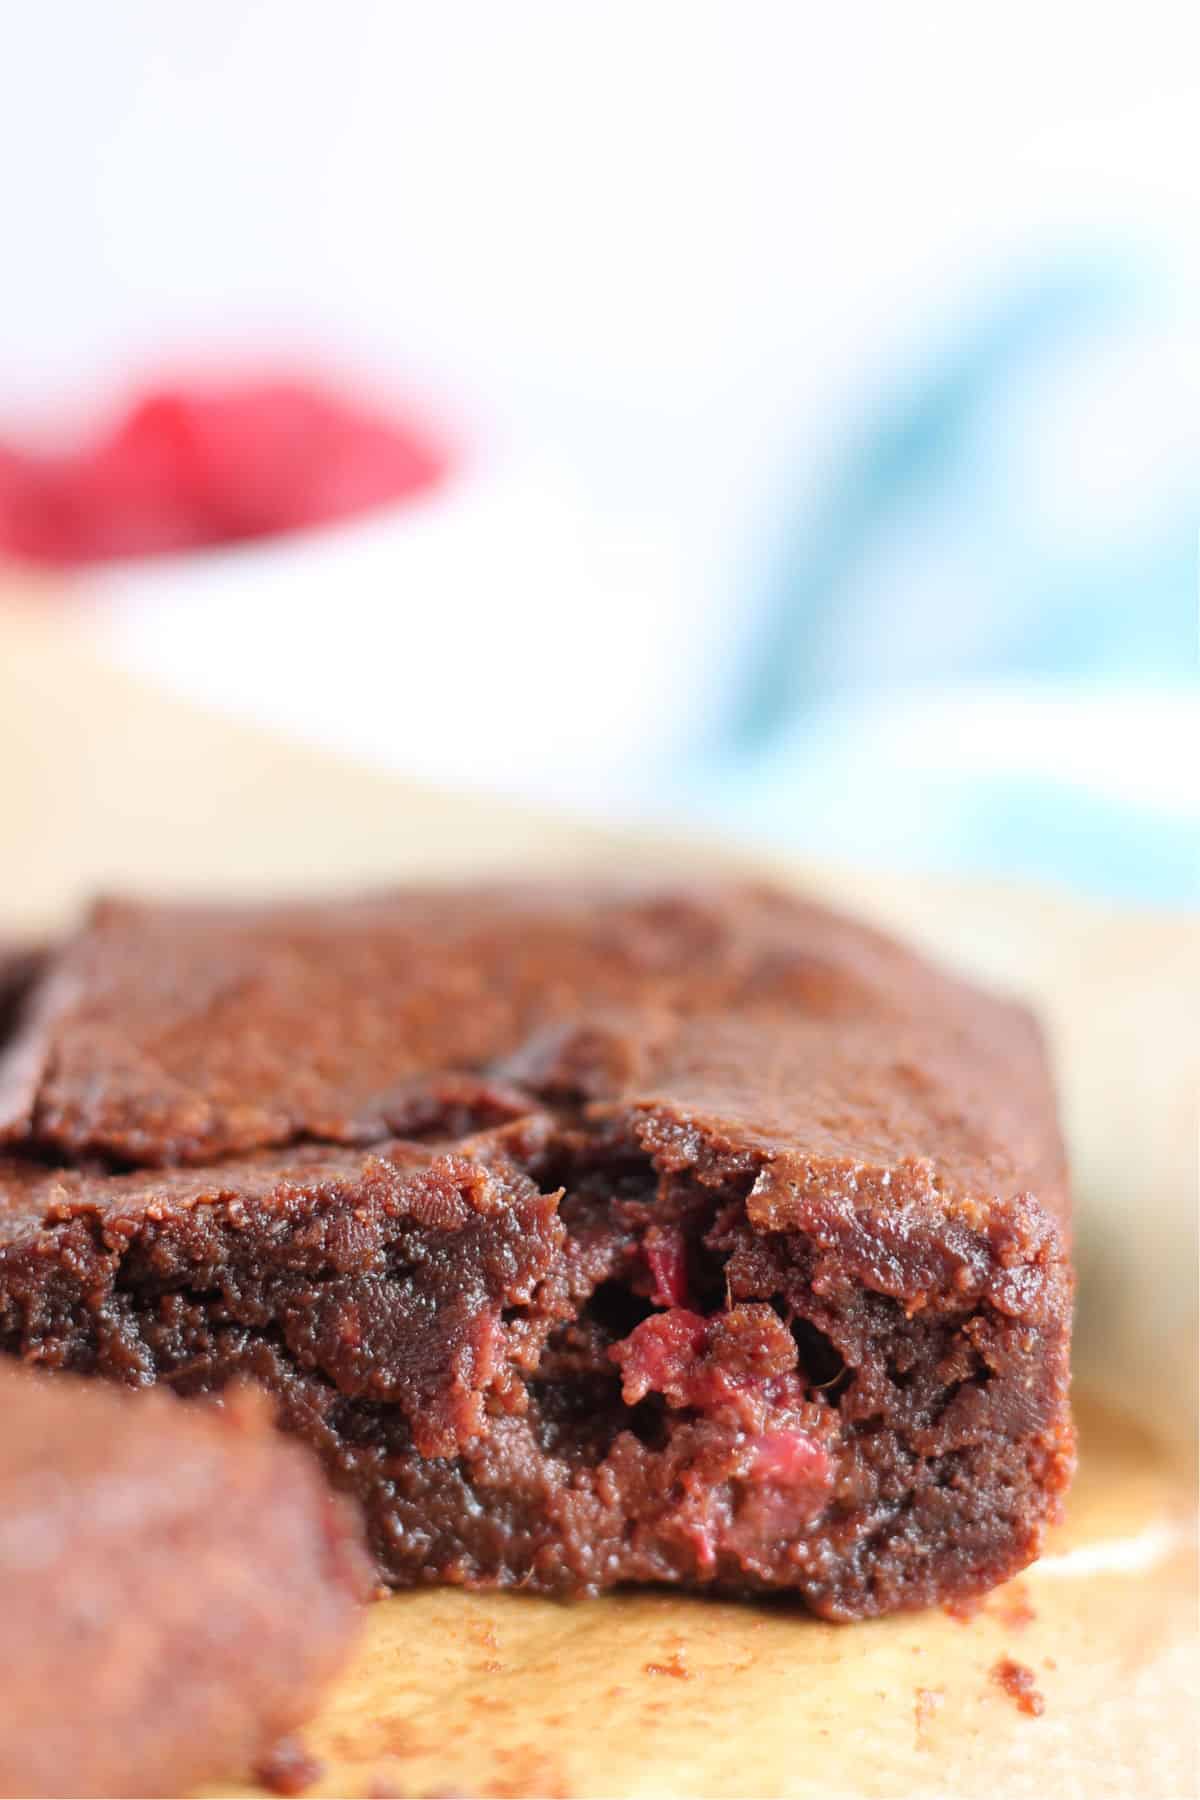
left=0, top=1366, right=369, bottom=1799
left=0, top=882, right=1074, bottom=1619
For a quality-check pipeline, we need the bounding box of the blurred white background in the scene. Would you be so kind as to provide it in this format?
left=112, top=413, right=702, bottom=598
left=1, top=1, right=1196, bottom=893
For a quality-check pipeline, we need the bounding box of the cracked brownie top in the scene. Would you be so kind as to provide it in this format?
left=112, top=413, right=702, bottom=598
left=0, top=882, right=1065, bottom=1235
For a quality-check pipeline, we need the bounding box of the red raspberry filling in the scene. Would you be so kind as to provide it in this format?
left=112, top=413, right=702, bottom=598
left=610, top=1304, right=834, bottom=1571
left=642, top=1224, right=690, bottom=1309
left=611, top=1306, right=713, bottom=1407
left=749, top=1427, right=831, bottom=1485
left=611, top=1305, right=830, bottom=1473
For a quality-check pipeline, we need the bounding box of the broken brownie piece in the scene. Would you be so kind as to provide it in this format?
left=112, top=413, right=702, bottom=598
left=0, top=941, right=42, bottom=1051
left=0, top=1365, right=369, bottom=1800
left=0, top=881, right=1074, bottom=1619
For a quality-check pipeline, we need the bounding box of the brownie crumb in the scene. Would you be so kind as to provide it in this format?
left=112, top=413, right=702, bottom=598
left=989, top=1658, right=1045, bottom=1717
left=914, top=1686, right=944, bottom=1739
left=254, top=1734, right=325, bottom=1794
left=645, top=1649, right=691, bottom=1679
left=944, top=1593, right=986, bottom=1624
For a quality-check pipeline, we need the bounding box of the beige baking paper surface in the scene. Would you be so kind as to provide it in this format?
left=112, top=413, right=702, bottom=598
left=1, top=595, right=1196, bottom=1799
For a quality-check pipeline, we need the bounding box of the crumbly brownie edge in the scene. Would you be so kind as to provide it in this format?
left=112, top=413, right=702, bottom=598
left=0, top=1105, right=1073, bottom=1621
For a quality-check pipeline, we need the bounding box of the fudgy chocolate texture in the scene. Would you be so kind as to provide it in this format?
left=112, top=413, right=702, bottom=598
left=0, top=1366, right=370, bottom=1799
left=0, top=882, right=1074, bottom=1619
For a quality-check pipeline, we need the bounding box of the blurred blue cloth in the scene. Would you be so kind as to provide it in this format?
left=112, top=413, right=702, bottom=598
left=695, top=262, right=1197, bottom=905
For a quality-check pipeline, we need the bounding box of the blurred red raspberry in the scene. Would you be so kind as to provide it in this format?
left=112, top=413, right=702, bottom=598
left=0, top=377, right=449, bottom=567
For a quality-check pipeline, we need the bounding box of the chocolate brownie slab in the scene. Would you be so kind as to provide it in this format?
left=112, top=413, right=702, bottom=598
left=0, top=882, right=1074, bottom=1618
left=0, top=1365, right=369, bottom=1799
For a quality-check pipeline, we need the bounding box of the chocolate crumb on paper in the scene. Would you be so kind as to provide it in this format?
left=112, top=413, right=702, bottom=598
left=990, top=1658, right=1045, bottom=1717
left=645, top=1648, right=691, bottom=1679
left=914, top=1687, right=944, bottom=1741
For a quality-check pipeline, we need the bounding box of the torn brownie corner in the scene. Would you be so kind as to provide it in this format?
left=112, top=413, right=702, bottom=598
left=0, top=881, right=1075, bottom=1620
left=0, top=1363, right=370, bottom=1799
left=471, top=1054, right=1074, bottom=1621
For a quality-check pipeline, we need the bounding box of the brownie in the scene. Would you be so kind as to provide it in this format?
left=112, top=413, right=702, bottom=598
left=0, top=882, right=1074, bottom=1620
left=0, top=941, right=42, bottom=1046
left=0, top=1365, right=370, bottom=1799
